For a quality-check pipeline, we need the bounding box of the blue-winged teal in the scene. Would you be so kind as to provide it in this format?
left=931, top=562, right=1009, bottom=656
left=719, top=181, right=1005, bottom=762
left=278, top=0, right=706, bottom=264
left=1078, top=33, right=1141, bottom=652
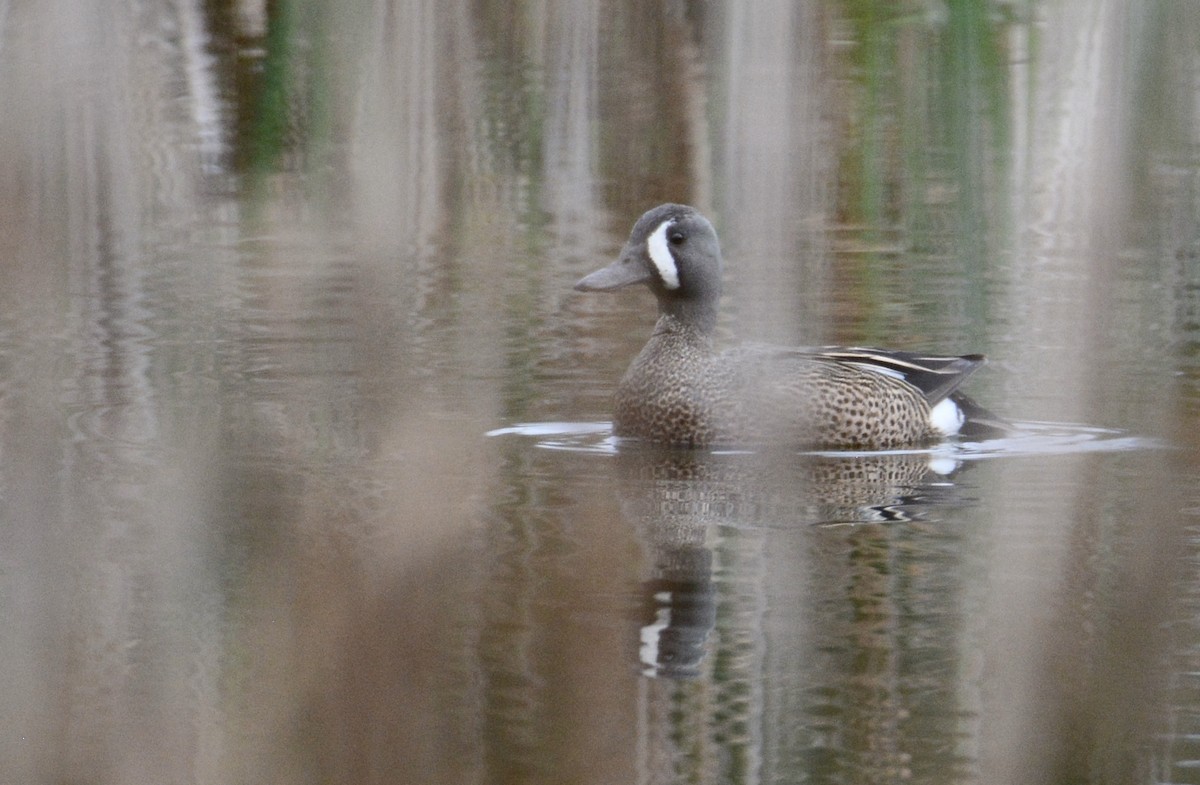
left=575, top=203, right=1002, bottom=449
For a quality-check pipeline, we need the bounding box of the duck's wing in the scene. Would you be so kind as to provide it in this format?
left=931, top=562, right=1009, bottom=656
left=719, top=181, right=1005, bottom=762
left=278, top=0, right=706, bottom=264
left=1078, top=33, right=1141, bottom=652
left=820, top=348, right=1011, bottom=438
left=814, top=347, right=986, bottom=404
left=734, top=344, right=986, bottom=404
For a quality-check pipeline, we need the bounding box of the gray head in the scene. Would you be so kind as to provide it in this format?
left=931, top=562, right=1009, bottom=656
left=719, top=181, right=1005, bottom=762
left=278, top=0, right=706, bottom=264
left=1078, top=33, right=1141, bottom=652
left=575, top=204, right=724, bottom=331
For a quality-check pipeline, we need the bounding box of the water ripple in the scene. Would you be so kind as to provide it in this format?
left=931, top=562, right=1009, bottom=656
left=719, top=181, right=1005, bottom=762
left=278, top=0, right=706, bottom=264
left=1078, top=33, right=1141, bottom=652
left=487, top=420, right=1164, bottom=460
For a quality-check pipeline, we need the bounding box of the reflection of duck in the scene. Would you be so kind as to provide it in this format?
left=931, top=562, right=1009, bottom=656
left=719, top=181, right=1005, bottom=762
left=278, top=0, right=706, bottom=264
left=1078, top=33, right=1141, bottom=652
left=577, top=204, right=1004, bottom=449
left=618, top=446, right=966, bottom=531
left=620, top=447, right=971, bottom=678
left=639, top=544, right=715, bottom=680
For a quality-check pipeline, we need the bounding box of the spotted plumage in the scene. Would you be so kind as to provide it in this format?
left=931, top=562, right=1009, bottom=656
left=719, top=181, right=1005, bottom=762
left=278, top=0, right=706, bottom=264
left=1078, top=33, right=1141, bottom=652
left=575, top=203, right=1002, bottom=450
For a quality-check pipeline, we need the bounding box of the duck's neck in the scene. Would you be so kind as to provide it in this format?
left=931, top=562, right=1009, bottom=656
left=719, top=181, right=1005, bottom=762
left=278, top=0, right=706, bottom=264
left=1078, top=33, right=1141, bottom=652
left=658, top=297, right=718, bottom=336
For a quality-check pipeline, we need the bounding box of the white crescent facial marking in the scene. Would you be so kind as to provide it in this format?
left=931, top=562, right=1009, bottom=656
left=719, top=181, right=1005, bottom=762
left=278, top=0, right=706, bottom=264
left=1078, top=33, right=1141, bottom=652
left=646, top=219, right=680, bottom=290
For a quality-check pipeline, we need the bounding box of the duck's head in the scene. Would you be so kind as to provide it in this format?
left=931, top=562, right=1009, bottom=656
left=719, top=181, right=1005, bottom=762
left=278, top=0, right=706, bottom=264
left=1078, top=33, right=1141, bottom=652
left=575, top=204, right=723, bottom=331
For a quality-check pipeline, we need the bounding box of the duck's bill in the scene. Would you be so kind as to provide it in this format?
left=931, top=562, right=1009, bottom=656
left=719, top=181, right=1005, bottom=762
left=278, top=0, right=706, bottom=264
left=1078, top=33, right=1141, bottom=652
left=574, top=254, right=653, bottom=291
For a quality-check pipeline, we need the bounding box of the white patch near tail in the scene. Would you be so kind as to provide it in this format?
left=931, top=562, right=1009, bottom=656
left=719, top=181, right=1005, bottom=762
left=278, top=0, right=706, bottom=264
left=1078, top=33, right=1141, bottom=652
left=646, top=220, right=680, bottom=289
left=929, top=397, right=965, bottom=436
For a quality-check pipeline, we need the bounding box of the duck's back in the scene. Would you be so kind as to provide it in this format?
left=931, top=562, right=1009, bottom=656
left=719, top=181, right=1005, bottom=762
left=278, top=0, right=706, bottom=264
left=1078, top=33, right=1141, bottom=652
left=726, top=347, right=942, bottom=448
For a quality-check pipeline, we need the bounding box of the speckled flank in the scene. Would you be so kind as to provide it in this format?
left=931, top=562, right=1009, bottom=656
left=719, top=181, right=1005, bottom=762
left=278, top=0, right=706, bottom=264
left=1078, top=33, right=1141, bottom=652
left=612, top=316, right=944, bottom=449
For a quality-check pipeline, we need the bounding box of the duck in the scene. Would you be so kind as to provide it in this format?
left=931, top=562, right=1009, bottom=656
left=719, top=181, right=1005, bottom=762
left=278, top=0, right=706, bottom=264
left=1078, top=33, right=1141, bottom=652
left=575, top=203, right=1002, bottom=449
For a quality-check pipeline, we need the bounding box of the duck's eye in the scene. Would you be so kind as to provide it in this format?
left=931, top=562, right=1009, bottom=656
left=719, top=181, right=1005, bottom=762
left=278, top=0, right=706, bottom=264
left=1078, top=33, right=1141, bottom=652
left=669, top=231, right=685, bottom=245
